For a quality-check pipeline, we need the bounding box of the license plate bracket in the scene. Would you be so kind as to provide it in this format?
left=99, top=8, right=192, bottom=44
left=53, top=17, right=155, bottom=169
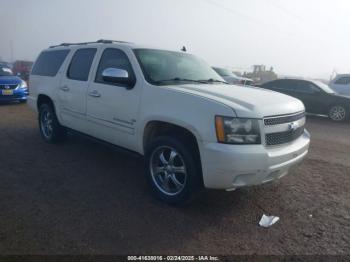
left=2, top=90, right=13, bottom=96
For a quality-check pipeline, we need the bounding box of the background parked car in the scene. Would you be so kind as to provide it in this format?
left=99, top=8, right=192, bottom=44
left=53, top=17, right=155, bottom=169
left=260, top=78, right=350, bottom=122
left=0, top=65, right=28, bottom=103
left=212, top=67, right=254, bottom=85
left=329, top=74, right=350, bottom=96
left=12, top=60, right=33, bottom=82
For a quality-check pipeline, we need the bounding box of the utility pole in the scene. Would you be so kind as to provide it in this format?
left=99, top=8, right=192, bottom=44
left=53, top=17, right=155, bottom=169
left=10, top=40, right=14, bottom=63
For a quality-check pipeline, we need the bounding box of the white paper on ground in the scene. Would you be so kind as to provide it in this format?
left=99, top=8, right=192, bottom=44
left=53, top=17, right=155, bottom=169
left=259, top=214, right=280, bottom=228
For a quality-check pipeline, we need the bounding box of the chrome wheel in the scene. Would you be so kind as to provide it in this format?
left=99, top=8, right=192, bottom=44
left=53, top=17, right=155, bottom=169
left=150, top=146, right=187, bottom=196
left=40, top=108, right=54, bottom=139
left=329, top=105, right=346, bottom=121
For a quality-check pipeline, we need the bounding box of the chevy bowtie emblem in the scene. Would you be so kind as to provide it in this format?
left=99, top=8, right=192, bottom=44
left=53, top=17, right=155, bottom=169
left=288, top=122, right=299, bottom=131
left=4, top=85, right=10, bottom=89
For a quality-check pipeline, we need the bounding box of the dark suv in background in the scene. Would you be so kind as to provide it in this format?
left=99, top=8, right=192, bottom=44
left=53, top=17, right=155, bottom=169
left=260, top=78, right=350, bottom=122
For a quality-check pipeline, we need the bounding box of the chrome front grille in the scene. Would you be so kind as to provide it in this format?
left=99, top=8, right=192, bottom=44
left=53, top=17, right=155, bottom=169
left=264, top=112, right=305, bottom=126
left=266, top=126, right=305, bottom=146
left=264, top=112, right=306, bottom=146
left=0, top=84, right=18, bottom=90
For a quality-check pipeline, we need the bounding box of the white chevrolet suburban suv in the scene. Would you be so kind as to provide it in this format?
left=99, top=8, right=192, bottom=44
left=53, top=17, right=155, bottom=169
left=28, top=40, right=310, bottom=204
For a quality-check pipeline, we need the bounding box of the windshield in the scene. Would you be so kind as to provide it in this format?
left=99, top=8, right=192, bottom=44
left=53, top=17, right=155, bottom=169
left=134, top=49, right=224, bottom=85
left=0, top=66, right=14, bottom=76
left=212, top=67, right=233, bottom=77
left=312, top=80, right=335, bottom=94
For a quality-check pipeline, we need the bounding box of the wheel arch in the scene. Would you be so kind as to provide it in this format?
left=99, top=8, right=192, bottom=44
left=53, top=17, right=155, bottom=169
left=37, top=94, right=63, bottom=124
left=37, top=94, right=54, bottom=110
left=142, top=120, right=202, bottom=151
left=142, top=119, right=204, bottom=187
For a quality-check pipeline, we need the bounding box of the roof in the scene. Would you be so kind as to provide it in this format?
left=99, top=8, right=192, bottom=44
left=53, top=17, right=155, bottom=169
left=275, top=77, right=329, bottom=86
left=278, top=76, right=309, bottom=80
left=49, top=39, right=136, bottom=49
left=47, top=39, right=187, bottom=53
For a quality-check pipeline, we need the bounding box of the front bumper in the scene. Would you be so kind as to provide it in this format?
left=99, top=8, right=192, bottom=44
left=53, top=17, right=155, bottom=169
left=200, top=130, right=310, bottom=189
left=0, top=90, right=28, bottom=102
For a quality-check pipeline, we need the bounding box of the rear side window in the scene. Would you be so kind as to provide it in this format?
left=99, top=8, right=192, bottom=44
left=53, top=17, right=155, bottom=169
left=295, top=81, right=317, bottom=93
left=262, top=81, right=278, bottom=88
left=95, top=48, right=135, bottom=86
left=334, top=77, right=350, bottom=85
left=67, top=48, right=97, bottom=81
left=31, top=50, right=70, bottom=77
left=264, top=80, right=291, bottom=90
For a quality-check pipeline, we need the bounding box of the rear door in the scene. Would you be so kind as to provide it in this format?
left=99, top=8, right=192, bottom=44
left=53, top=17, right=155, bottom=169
left=58, top=48, right=97, bottom=131
left=262, top=79, right=311, bottom=109
left=263, top=79, right=296, bottom=97
left=294, top=81, right=325, bottom=114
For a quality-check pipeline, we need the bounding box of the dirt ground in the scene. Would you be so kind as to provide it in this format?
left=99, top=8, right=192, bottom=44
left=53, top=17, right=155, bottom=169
left=0, top=102, right=349, bottom=255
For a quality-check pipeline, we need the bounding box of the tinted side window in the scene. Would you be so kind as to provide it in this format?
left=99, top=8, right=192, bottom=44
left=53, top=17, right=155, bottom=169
left=95, top=48, right=135, bottom=85
left=295, top=81, right=315, bottom=93
left=335, top=77, right=350, bottom=85
left=262, top=80, right=282, bottom=88
left=31, top=50, right=70, bottom=76
left=268, top=80, right=293, bottom=90
left=67, top=48, right=97, bottom=81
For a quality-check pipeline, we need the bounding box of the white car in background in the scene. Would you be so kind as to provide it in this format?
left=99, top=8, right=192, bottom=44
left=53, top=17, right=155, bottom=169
left=212, top=67, right=254, bottom=86
left=329, top=74, right=350, bottom=96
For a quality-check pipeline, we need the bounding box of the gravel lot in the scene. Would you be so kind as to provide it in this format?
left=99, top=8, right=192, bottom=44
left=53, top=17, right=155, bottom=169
left=0, top=102, right=349, bottom=255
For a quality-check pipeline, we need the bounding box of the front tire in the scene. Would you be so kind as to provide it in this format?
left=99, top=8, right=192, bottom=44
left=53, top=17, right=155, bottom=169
left=145, top=136, right=200, bottom=205
left=328, top=105, right=347, bottom=122
left=38, top=103, right=66, bottom=143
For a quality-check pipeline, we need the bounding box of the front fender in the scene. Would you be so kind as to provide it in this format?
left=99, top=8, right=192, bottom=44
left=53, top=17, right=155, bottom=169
left=135, top=85, right=235, bottom=154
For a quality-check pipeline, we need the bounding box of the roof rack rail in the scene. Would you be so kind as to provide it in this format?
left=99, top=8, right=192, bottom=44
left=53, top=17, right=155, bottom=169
left=49, top=39, right=132, bottom=48
left=96, top=39, right=132, bottom=44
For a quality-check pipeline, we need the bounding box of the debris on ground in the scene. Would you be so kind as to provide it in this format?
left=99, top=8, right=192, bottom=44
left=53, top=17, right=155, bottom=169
left=259, top=214, right=280, bottom=228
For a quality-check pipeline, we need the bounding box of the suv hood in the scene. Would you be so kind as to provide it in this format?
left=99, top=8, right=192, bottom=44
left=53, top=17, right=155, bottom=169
left=169, top=84, right=305, bottom=118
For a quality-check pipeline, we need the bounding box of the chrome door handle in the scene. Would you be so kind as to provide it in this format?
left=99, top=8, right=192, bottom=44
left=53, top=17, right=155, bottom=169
left=89, top=90, right=101, bottom=97
left=60, top=86, right=70, bottom=91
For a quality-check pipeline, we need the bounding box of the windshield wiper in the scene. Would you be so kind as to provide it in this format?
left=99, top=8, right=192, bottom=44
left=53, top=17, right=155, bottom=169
left=199, top=78, right=228, bottom=84
left=154, top=77, right=207, bottom=84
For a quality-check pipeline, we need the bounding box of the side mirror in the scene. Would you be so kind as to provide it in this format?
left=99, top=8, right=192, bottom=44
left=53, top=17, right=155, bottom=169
left=102, top=68, right=134, bottom=88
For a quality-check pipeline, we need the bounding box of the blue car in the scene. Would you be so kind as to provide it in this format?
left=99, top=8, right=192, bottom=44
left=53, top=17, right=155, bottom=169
left=0, top=65, right=29, bottom=103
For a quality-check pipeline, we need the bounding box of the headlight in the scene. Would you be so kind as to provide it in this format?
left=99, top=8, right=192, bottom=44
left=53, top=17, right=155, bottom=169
left=18, top=80, right=28, bottom=89
left=215, top=116, right=261, bottom=144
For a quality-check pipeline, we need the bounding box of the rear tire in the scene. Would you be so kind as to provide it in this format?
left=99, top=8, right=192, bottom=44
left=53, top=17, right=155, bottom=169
left=145, top=136, right=201, bottom=205
left=38, top=103, right=66, bottom=143
left=328, top=105, right=347, bottom=122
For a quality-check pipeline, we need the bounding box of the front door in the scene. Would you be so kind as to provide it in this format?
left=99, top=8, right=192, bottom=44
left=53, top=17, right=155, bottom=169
left=86, top=47, right=141, bottom=151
